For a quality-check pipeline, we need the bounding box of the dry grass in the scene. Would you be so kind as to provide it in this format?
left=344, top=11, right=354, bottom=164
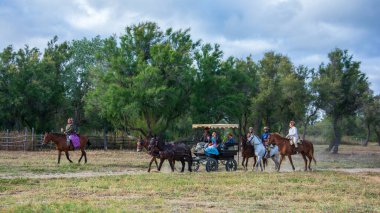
left=0, top=144, right=379, bottom=212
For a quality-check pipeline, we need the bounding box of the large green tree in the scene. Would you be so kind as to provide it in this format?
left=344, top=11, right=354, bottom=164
left=312, top=48, right=370, bottom=153
left=86, top=22, right=198, bottom=137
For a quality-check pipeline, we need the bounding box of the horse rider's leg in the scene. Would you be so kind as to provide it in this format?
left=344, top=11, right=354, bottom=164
left=278, top=155, right=285, bottom=172
left=65, top=151, right=73, bottom=163
left=301, top=154, right=308, bottom=171
left=157, top=158, right=165, bottom=171
left=58, top=151, right=62, bottom=164
left=148, top=157, right=156, bottom=172
left=288, top=155, right=295, bottom=171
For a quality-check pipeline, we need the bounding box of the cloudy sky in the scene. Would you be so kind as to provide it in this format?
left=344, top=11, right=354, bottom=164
left=1, top=0, right=379, bottom=94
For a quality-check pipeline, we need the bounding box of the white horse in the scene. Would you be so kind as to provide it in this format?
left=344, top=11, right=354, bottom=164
left=266, top=145, right=280, bottom=171
left=249, top=135, right=279, bottom=171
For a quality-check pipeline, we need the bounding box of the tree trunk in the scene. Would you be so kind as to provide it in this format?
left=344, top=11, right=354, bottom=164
left=330, top=117, right=341, bottom=154
left=363, top=123, right=370, bottom=146
left=302, top=122, right=308, bottom=141
left=375, top=129, right=380, bottom=146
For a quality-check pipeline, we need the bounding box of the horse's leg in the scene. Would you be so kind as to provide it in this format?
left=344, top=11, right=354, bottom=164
left=188, top=157, right=193, bottom=172
left=180, top=159, right=185, bottom=172
left=65, top=151, right=73, bottom=163
left=78, top=149, right=84, bottom=163
left=170, top=158, right=175, bottom=172
left=241, top=157, right=246, bottom=170
left=271, top=156, right=279, bottom=171
left=157, top=158, right=165, bottom=171
left=307, top=154, right=313, bottom=171
left=154, top=158, right=159, bottom=170
left=57, top=151, right=62, bottom=164
left=148, top=157, right=156, bottom=172
left=277, top=155, right=285, bottom=172
left=84, top=150, right=87, bottom=163
left=253, top=156, right=257, bottom=171
left=288, top=155, right=295, bottom=171
left=301, top=154, right=308, bottom=171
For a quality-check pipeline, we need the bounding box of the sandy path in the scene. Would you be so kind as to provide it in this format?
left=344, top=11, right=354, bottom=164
left=0, top=167, right=379, bottom=179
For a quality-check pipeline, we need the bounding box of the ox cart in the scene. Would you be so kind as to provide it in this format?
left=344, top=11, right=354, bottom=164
left=192, top=124, right=239, bottom=172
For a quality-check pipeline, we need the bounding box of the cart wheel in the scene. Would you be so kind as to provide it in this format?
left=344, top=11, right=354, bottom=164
left=225, top=159, right=237, bottom=171
left=192, top=161, right=200, bottom=172
left=206, top=158, right=218, bottom=172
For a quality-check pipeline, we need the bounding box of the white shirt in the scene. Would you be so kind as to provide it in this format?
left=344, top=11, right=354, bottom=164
left=287, top=126, right=299, bottom=142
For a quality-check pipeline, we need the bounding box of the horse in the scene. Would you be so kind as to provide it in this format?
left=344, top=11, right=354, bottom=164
left=148, top=136, right=193, bottom=172
left=240, top=135, right=258, bottom=171
left=43, top=132, right=90, bottom=164
left=137, top=136, right=159, bottom=172
left=267, top=133, right=316, bottom=171
left=249, top=134, right=267, bottom=171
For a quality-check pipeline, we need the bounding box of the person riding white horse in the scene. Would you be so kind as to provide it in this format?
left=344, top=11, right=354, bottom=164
left=248, top=127, right=280, bottom=171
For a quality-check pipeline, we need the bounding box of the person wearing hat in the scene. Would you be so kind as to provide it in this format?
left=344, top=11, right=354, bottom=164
left=286, top=120, right=299, bottom=153
left=262, top=126, right=271, bottom=158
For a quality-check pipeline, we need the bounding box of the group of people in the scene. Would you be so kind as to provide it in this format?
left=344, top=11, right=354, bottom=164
left=200, top=120, right=299, bottom=157
left=247, top=120, right=299, bottom=157
left=201, top=129, right=236, bottom=156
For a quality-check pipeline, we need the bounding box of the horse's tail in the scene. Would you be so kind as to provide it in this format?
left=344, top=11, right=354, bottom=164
left=310, top=143, right=316, bottom=165
left=86, top=139, right=91, bottom=148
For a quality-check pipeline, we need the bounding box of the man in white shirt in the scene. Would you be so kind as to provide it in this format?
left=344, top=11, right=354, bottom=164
left=286, top=120, right=299, bottom=152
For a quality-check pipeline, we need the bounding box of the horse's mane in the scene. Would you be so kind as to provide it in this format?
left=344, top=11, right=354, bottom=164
left=272, top=132, right=289, bottom=141
left=50, top=132, right=66, bottom=137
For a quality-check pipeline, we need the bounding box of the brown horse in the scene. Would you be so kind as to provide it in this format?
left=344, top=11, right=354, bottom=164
left=43, top=132, right=90, bottom=164
left=267, top=133, right=316, bottom=171
left=240, top=135, right=257, bottom=171
left=136, top=136, right=159, bottom=172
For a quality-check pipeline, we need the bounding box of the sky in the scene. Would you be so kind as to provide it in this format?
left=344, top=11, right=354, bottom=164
left=1, top=0, right=379, bottom=94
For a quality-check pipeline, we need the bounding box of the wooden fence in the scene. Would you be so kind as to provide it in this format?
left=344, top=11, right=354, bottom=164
left=0, top=129, right=137, bottom=151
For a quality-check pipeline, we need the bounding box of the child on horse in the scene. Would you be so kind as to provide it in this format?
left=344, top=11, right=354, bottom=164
left=286, top=120, right=299, bottom=153
left=64, top=117, right=76, bottom=147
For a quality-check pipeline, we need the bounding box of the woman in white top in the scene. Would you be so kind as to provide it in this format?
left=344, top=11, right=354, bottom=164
left=286, top=120, right=299, bottom=149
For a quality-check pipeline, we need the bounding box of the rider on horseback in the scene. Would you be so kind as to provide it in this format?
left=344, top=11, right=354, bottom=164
left=262, top=126, right=271, bottom=158
left=64, top=117, right=76, bottom=147
left=286, top=120, right=299, bottom=153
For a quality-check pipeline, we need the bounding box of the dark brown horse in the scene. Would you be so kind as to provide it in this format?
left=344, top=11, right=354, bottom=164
left=137, top=136, right=159, bottom=172
left=240, top=135, right=257, bottom=171
left=148, top=136, right=193, bottom=172
left=43, top=132, right=90, bottom=164
left=267, top=133, right=316, bottom=171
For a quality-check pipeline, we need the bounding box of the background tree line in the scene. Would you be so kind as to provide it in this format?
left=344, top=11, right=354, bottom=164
left=0, top=22, right=379, bottom=153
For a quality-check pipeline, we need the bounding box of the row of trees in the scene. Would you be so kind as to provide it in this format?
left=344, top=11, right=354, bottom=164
left=1, top=22, right=379, bottom=153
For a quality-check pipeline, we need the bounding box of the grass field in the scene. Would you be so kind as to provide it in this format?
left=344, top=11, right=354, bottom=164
left=0, top=144, right=379, bottom=212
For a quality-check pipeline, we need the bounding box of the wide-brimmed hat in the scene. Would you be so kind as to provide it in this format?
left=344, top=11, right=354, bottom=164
left=263, top=126, right=270, bottom=130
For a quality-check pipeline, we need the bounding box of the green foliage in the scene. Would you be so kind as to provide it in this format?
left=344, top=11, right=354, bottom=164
left=85, top=22, right=197, bottom=137
left=312, top=48, right=370, bottom=152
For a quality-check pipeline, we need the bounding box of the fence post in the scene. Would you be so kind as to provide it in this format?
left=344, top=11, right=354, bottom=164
left=6, top=129, right=9, bottom=151
left=24, top=127, right=27, bottom=151
left=32, top=128, right=34, bottom=151
left=103, top=127, right=108, bottom=150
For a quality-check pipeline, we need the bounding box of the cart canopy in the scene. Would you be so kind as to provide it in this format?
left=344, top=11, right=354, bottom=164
left=192, top=124, right=239, bottom=129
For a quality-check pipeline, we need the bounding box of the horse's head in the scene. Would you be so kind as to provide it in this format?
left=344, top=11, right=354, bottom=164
left=43, top=132, right=51, bottom=144
left=136, top=136, right=146, bottom=152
